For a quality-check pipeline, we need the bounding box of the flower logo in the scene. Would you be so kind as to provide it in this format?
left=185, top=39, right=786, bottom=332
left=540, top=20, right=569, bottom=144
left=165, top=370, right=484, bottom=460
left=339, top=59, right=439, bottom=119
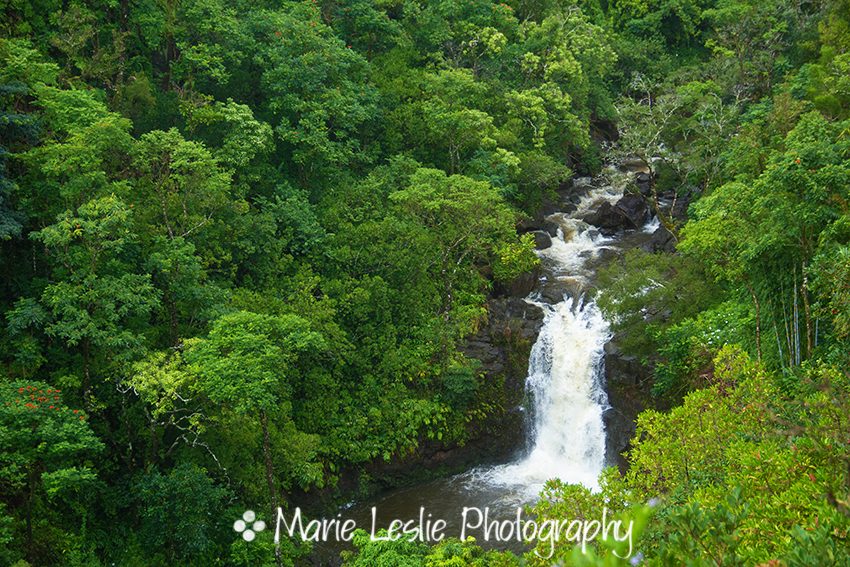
left=233, top=510, right=266, bottom=542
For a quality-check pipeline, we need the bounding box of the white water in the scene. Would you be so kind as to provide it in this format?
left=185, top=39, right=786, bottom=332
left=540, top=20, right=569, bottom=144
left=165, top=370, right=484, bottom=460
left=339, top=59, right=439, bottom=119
left=480, top=181, right=626, bottom=496
left=315, top=174, right=660, bottom=564
left=485, top=298, right=611, bottom=496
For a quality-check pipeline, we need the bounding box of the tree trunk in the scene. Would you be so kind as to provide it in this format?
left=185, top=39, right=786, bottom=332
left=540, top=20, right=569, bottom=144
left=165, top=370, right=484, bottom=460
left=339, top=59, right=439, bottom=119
left=745, top=281, right=763, bottom=362
left=801, top=262, right=814, bottom=359
left=26, top=469, right=34, bottom=563
left=261, top=411, right=283, bottom=567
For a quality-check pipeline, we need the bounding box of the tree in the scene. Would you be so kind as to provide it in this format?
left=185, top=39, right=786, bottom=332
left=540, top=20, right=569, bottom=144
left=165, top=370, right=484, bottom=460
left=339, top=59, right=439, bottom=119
left=130, top=128, right=236, bottom=343
left=255, top=5, right=378, bottom=184
left=389, top=168, right=522, bottom=329
left=185, top=311, right=326, bottom=566
left=679, top=181, right=766, bottom=361
left=702, top=0, right=792, bottom=98
left=133, top=463, right=231, bottom=565
left=0, top=379, right=103, bottom=564
left=27, top=196, right=159, bottom=395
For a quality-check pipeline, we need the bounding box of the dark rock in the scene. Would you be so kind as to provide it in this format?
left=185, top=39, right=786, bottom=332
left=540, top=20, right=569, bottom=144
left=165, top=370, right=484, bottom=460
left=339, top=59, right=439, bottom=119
left=619, top=157, right=650, bottom=174
left=635, top=172, right=652, bottom=196
left=532, top=231, right=552, bottom=250
left=603, top=406, right=636, bottom=472
left=605, top=353, right=643, bottom=386
left=602, top=335, right=651, bottom=472
left=641, top=226, right=676, bottom=253
left=572, top=176, right=594, bottom=190
left=517, top=217, right=544, bottom=233
left=614, top=193, right=650, bottom=228
left=483, top=296, right=545, bottom=343
left=659, top=188, right=676, bottom=201
left=493, top=266, right=540, bottom=298
left=518, top=218, right=564, bottom=237
left=583, top=201, right=627, bottom=234
left=539, top=279, right=584, bottom=304
left=583, top=194, right=649, bottom=234
left=579, top=247, right=619, bottom=264
left=594, top=247, right=620, bottom=264
left=542, top=220, right=560, bottom=236
left=560, top=202, right=578, bottom=215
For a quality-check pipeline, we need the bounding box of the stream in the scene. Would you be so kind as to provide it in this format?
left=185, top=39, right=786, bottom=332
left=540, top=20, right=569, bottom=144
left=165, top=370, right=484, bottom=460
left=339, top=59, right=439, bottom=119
left=311, top=167, right=657, bottom=564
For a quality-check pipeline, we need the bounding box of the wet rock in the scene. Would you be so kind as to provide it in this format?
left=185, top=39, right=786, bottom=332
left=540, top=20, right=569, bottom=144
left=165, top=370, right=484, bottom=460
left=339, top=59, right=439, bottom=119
left=615, top=193, right=650, bottom=228
left=517, top=218, right=561, bottom=236
left=603, top=336, right=650, bottom=472
left=539, top=279, right=585, bottom=304
left=641, top=226, right=676, bottom=253
left=603, top=406, right=636, bottom=473
left=635, top=172, right=652, bottom=196
left=495, top=296, right=546, bottom=341
left=493, top=267, right=540, bottom=298
left=517, top=217, right=543, bottom=233
left=543, top=220, right=560, bottom=236
left=572, top=176, right=594, bottom=189
left=583, top=201, right=627, bottom=235
left=606, top=353, right=643, bottom=385
left=619, top=157, right=650, bottom=174
left=560, top=202, right=578, bottom=215
left=532, top=231, right=552, bottom=250
left=584, top=193, right=650, bottom=235
left=579, top=247, right=618, bottom=265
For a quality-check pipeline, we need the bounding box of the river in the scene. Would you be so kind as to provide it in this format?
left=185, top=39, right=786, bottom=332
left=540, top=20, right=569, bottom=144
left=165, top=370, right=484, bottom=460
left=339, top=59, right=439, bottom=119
left=311, top=167, right=656, bottom=564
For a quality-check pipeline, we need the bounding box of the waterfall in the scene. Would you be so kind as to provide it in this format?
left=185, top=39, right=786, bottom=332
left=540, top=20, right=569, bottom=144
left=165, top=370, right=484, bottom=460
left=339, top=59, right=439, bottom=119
left=508, top=298, right=610, bottom=493
left=479, top=181, right=623, bottom=496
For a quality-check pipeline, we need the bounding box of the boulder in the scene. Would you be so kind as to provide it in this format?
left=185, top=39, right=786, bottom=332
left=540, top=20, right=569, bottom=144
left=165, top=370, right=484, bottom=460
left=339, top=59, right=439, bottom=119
left=538, top=278, right=584, bottom=304
left=542, top=220, right=560, bottom=236
left=635, top=172, right=652, bottom=196
left=583, top=194, right=649, bottom=234
left=493, top=266, right=540, bottom=298
left=517, top=218, right=561, bottom=236
left=619, top=157, right=650, bottom=174
left=614, top=193, right=650, bottom=228
left=532, top=231, right=552, bottom=250
left=602, top=336, right=651, bottom=472
left=641, top=226, right=676, bottom=253
left=583, top=201, right=628, bottom=235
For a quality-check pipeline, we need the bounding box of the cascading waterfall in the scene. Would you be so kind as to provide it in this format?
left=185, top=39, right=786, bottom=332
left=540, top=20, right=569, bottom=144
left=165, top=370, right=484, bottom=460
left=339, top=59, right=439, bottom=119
left=481, top=181, right=624, bottom=496
left=497, top=298, right=611, bottom=494
left=316, top=172, right=655, bottom=563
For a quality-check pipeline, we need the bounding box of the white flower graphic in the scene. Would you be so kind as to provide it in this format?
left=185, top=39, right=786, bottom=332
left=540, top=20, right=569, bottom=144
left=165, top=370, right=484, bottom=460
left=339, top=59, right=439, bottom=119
left=233, top=510, right=266, bottom=542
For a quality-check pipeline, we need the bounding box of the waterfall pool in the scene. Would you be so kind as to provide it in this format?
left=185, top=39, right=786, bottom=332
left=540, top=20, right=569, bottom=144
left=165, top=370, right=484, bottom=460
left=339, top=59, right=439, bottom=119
left=310, top=171, right=656, bottom=564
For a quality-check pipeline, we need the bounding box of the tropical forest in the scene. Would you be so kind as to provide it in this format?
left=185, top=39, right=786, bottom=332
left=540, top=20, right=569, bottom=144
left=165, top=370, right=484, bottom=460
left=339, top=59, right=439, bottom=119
left=0, top=0, right=849, bottom=564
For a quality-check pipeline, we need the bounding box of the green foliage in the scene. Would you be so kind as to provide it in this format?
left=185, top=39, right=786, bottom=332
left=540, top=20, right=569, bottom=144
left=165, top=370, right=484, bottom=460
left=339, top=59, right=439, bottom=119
left=133, top=464, right=231, bottom=565
left=341, top=529, right=520, bottom=566
left=2, top=0, right=850, bottom=564
left=492, top=233, right=539, bottom=283
left=186, top=311, right=325, bottom=413
left=596, top=248, right=718, bottom=364
left=0, top=379, right=102, bottom=564
left=652, top=300, right=755, bottom=399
